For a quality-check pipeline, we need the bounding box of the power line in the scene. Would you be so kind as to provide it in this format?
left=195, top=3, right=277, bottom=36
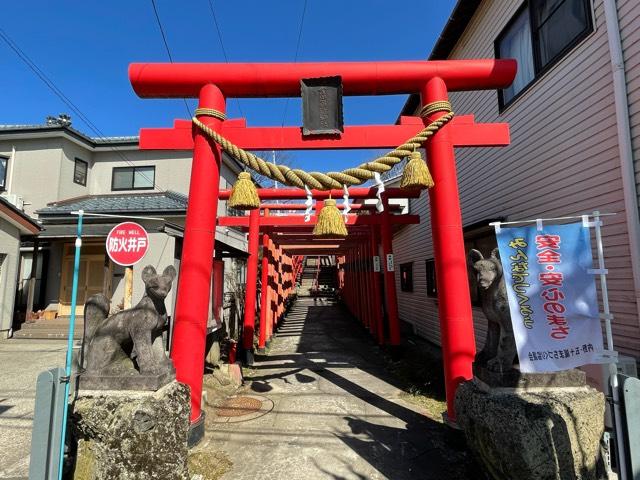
left=0, top=28, right=167, bottom=193
left=205, top=0, right=244, bottom=118
left=150, top=0, right=192, bottom=118
left=280, top=0, right=308, bottom=127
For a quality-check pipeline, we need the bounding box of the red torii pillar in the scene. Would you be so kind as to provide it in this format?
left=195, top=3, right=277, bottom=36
left=241, top=208, right=260, bottom=364
left=380, top=196, right=401, bottom=347
left=422, top=78, right=476, bottom=422
left=169, top=85, right=224, bottom=432
left=258, top=213, right=270, bottom=353
left=369, top=225, right=384, bottom=345
left=130, top=59, right=515, bottom=428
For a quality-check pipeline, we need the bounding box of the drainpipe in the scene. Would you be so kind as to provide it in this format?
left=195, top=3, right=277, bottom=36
left=603, top=0, right=640, bottom=325
left=603, top=2, right=636, bottom=478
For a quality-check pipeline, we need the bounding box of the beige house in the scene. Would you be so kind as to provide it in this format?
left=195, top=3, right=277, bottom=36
left=391, top=0, right=640, bottom=362
left=0, top=117, right=247, bottom=337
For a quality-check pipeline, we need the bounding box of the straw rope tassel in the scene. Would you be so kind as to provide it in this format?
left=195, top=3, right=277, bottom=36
left=313, top=199, right=348, bottom=237
left=229, top=171, right=260, bottom=210
left=400, top=150, right=433, bottom=189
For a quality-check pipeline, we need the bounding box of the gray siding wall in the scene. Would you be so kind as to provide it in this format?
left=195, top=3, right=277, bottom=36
left=393, top=0, right=640, bottom=358
left=619, top=0, right=640, bottom=207
left=0, top=219, right=20, bottom=334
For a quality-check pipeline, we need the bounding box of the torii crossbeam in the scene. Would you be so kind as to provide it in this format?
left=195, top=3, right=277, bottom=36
left=130, top=59, right=515, bottom=437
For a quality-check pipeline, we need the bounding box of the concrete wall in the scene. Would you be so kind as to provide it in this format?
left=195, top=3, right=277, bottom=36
left=90, top=149, right=192, bottom=195
left=59, top=138, right=92, bottom=200
left=0, top=138, right=63, bottom=216
left=392, top=0, right=640, bottom=359
left=0, top=219, right=20, bottom=335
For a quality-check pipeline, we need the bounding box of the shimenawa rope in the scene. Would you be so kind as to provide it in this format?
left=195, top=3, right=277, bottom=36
left=191, top=101, right=453, bottom=191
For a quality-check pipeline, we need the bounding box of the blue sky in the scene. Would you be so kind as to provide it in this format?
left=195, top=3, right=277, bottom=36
left=1, top=0, right=456, bottom=172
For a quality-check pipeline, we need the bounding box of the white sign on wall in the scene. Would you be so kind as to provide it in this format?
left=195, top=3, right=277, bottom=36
left=386, top=254, right=395, bottom=272
left=372, top=256, right=381, bottom=272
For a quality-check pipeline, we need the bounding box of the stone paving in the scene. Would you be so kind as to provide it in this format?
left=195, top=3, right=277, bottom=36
left=209, top=297, right=473, bottom=480
left=0, top=339, right=66, bottom=480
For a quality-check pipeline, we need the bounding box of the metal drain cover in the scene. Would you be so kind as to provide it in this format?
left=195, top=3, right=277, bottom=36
left=215, top=396, right=262, bottom=417
left=213, top=394, right=274, bottom=423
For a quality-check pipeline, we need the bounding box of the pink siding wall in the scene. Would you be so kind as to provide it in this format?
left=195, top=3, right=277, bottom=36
left=392, top=0, right=640, bottom=358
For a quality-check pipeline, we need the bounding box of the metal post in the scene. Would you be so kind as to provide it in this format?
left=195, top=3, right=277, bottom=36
left=380, top=195, right=401, bottom=346
left=422, top=77, right=475, bottom=423
left=242, top=208, right=260, bottom=363
left=58, top=210, right=84, bottom=480
left=593, top=211, right=628, bottom=479
left=170, top=84, right=225, bottom=426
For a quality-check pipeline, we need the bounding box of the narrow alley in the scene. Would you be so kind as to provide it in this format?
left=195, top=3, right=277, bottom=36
left=207, top=297, right=475, bottom=480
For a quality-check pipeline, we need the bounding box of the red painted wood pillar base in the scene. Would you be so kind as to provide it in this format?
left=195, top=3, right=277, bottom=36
left=422, top=77, right=476, bottom=423
left=242, top=208, right=260, bottom=362
left=258, top=230, right=270, bottom=351
left=380, top=197, right=401, bottom=346
left=370, top=226, right=384, bottom=345
left=170, top=84, right=225, bottom=426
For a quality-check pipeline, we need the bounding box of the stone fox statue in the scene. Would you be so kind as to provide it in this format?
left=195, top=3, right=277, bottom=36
left=468, top=248, right=517, bottom=373
left=83, top=265, right=176, bottom=376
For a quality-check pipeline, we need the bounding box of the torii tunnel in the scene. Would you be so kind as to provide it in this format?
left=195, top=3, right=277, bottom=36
left=129, top=59, right=516, bottom=434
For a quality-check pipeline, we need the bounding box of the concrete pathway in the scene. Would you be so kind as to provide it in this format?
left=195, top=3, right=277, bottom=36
left=210, top=297, right=473, bottom=480
left=0, top=339, right=67, bottom=479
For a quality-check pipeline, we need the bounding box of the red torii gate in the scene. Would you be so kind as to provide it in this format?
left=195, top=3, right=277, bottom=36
left=217, top=192, right=420, bottom=362
left=130, top=59, right=515, bottom=435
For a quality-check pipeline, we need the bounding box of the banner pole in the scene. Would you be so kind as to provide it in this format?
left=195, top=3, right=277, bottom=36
left=593, top=211, right=627, bottom=479
left=58, top=209, right=83, bottom=479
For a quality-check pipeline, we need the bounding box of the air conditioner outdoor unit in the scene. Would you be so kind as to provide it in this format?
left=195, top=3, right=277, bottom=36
left=581, top=355, right=638, bottom=428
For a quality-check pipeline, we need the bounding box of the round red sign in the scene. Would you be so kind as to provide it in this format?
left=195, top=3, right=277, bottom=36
left=106, top=222, right=149, bottom=266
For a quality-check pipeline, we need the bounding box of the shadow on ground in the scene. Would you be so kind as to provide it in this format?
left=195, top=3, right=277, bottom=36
left=212, top=297, right=481, bottom=480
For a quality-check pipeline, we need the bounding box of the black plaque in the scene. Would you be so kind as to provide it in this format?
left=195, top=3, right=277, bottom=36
left=301, top=76, right=344, bottom=136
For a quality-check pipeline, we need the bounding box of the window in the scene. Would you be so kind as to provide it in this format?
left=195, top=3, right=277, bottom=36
left=0, top=156, right=7, bottom=190
left=425, top=259, right=437, bottom=298
left=496, top=0, right=593, bottom=107
left=111, top=166, right=155, bottom=191
left=400, top=262, right=413, bottom=292
left=74, top=158, right=88, bottom=186
left=464, top=222, right=500, bottom=306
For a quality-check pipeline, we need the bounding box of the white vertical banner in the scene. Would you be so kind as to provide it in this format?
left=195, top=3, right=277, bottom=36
left=386, top=254, right=394, bottom=272
left=372, top=255, right=381, bottom=273
left=495, top=222, right=605, bottom=373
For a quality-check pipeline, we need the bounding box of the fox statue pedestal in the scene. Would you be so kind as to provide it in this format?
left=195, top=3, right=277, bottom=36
left=72, top=382, right=190, bottom=480
left=455, top=372, right=607, bottom=480
left=72, top=265, right=191, bottom=479
left=463, top=251, right=607, bottom=479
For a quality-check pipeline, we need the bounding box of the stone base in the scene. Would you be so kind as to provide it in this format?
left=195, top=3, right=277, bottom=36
left=78, top=368, right=175, bottom=391
left=455, top=380, right=607, bottom=480
left=244, top=349, right=255, bottom=366
left=72, top=381, right=190, bottom=480
left=187, top=412, right=205, bottom=447
left=473, top=365, right=587, bottom=391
